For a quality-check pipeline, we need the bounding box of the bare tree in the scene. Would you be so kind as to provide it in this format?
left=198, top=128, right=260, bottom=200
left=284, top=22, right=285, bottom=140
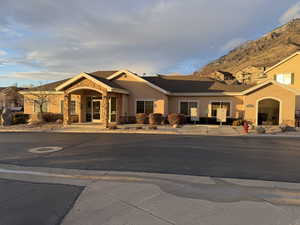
left=22, top=83, right=52, bottom=121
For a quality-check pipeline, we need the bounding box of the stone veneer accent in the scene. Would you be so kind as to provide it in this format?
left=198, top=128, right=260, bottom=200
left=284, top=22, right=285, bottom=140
left=62, top=77, right=123, bottom=126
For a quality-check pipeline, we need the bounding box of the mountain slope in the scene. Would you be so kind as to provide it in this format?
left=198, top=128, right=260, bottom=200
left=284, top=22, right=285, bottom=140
left=197, top=19, right=300, bottom=76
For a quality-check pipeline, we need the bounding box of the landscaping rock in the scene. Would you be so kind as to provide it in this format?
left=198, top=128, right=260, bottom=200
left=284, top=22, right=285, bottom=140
left=148, top=125, right=157, bottom=130
left=256, top=127, right=266, bottom=134
left=173, top=124, right=181, bottom=128
left=56, top=119, right=63, bottom=124
left=108, top=125, right=118, bottom=130
left=280, top=125, right=296, bottom=132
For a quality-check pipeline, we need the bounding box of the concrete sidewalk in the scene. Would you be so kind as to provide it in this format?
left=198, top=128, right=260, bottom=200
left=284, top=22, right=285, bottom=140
left=1, top=164, right=300, bottom=225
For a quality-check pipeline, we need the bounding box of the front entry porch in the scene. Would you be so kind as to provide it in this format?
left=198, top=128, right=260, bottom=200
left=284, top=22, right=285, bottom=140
left=63, top=88, right=122, bottom=127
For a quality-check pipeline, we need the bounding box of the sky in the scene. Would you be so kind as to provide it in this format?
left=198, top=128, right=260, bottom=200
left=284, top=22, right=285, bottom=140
left=1, top=0, right=300, bottom=87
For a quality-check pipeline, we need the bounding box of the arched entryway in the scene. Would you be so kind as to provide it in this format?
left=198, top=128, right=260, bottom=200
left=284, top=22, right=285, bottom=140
left=257, top=98, right=280, bottom=125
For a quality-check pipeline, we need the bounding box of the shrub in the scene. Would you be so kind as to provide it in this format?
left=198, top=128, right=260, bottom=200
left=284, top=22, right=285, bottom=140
left=149, top=113, right=162, bottom=125
left=136, top=113, right=148, bottom=124
left=42, top=113, right=63, bottom=123
left=12, top=113, right=30, bottom=124
left=232, top=119, right=243, bottom=126
left=167, top=113, right=185, bottom=125
left=161, top=116, right=169, bottom=125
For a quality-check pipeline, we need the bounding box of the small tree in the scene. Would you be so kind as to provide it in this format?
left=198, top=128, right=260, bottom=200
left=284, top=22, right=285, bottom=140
left=23, top=83, right=51, bottom=121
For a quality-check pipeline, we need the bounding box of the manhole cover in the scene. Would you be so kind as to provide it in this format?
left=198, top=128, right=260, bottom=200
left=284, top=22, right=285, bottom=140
left=28, top=146, right=63, bottom=154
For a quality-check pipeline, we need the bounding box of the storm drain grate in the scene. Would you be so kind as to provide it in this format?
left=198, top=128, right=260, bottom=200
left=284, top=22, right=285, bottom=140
left=28, top=146, right=63, bottom=154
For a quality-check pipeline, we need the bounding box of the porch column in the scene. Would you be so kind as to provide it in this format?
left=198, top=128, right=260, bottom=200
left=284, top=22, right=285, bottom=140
left=78, top=95, right=82, bottom=123
left=103, top=93, right=109, bottom=128
left=116, top=94, right=123, bottom=124
left=63, top=93, right=71, bottom=126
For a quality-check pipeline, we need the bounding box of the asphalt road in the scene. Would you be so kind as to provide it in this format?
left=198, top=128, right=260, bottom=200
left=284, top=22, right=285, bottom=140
left=1, top=133, right=300, bottom=183
left=0, top=178, right=82, bottom=225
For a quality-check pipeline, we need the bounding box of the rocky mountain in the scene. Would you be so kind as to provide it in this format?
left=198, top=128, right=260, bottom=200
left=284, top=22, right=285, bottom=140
left=196, top=19, right=300, bottom=79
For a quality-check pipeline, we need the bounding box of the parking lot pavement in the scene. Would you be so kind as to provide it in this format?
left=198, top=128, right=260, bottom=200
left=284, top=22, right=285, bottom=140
left=0, top=178, right=83, bottom=225
left=1, top=132, right=300, bottom=183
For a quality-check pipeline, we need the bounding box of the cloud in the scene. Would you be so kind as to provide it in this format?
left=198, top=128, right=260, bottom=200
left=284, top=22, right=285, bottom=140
left=0, top=0, right=297, bottom=83
left=0, top=71, right=71, bottom=81
left=221, top=38, right=247, bottom=52
left=0, top=50, right=7, bottom=57
left=279, top=2, right=300, bottom=24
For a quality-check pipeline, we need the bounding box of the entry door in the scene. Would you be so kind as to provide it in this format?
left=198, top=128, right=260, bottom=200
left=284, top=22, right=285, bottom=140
left=92, top=99, right=101, bottom=122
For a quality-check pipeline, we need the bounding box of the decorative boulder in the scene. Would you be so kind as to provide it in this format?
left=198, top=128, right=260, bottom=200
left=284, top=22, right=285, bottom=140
left=1, top=108, right=13, bottom=126
left=256, top=127, right=266, bottom=134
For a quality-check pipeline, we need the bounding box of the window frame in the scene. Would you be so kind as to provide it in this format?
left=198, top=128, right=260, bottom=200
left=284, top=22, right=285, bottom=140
left=209, top=100, right=232, bottom=118
left=178, top=100, right=199, bottom=117
left=60, top=100, right=76, bottom=115
left=135, top=99, right=155, bottom=114
left=275, top=73, right=294, bottom=85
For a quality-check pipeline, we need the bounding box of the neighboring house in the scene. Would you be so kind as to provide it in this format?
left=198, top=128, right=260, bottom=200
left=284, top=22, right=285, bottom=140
left=235, top=66, right=266, bottom=84
left=0, top=86, right=25, bottom=111
left=208, top=71, right=236, bottom=81
left=20, top=52, right=300, bottom=126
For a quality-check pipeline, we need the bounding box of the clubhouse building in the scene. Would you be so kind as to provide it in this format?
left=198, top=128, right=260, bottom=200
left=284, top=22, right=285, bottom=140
left=21, top=52, right=300, bottom=127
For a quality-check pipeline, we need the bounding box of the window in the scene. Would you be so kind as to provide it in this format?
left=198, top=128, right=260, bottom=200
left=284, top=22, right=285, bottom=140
left=110, top=97, right=117, bottom=122
left=60, top=100, right=76, bottom=115
left=70, top=101, right=76, bottom=115
left=136, top=100, right=154, bottom=114
left=210, top=102, right=230, bottom=117
left=34, top=101, right=48, bottom=113
left=275, top=73, right=294, bottom=85
left=180, top=101, right=198, bottom=116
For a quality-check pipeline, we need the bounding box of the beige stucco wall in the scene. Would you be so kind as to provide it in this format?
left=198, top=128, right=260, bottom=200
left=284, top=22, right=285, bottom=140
left=23, top=94, right=64, bottom=114
left=244, top=83, right=296, bottom=126
left=23, top=93, right=82, bottom=115
left=168, top=95, right=244, bottom=118
left=113, top=73, right=168, bottom=115
left=265, top=54, right=300, bottom=89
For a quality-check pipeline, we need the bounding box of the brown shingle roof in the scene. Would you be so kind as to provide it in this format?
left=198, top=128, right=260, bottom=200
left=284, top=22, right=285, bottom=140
left=89, top=70, right=118, bottom=78
left=23, top=79, right=70, bottom=92
left=21, top=71, right=253, bottom=94
left=22, top=71, right=122, bottom=92
left=86, top=72, right=125, bottom=89
left=143, top=75, right=253, bottom=93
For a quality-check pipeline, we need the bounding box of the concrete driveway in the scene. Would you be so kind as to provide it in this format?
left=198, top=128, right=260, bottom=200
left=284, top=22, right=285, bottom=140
left=0, top=132, right=300, bottom=182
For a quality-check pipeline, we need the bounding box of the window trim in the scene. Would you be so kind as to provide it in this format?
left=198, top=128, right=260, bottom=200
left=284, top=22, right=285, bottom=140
left=274, top=73, right=294, bottom=85
left=178, top=100, right=200, bottom=117
left=60, top=100, right=76, bottom=115
left=208, top=100, right=232, bottom=118
left=135, top=99, right=155, bottom=114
